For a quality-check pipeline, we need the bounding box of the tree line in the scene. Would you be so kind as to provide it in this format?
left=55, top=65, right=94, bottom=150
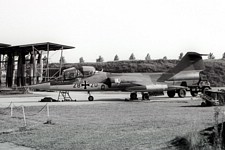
left=58, top=52, right=225, bottom=63
left=77, top=52, right=223, bottom=63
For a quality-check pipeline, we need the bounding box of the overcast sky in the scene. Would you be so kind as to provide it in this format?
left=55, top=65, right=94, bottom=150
left=0, top=0, right=225, bottom=62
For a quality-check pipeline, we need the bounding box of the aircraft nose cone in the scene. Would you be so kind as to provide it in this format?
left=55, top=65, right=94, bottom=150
left=29, top=82, right=50, bottom=90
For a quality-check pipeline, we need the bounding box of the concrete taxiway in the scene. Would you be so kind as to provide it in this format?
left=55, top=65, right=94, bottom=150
left=0, top=91, right=199, bottom=108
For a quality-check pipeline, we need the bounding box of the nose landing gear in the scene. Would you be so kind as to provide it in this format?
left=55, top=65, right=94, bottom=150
left=88, top=91, right=94, bottom=101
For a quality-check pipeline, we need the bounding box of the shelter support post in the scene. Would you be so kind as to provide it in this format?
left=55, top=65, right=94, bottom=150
left=0, top=54, right=1, bottom=86
left=59, top=46, right=64, bottom=76
left=32, top=46, right=37, bottom=85
left=6, top=54, right=14, bottom=87
left=46, top=43, right=49, bottom=82
left=16, top=53, right=26, bottom=86
left=17, top=54, right=22, bottom=86
left=37, top=50, right=43, bottom=83
left=29, top=52, right=33, bottom=85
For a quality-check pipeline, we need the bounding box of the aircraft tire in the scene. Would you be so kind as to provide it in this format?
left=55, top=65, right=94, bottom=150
left=88, top=96, right=94, bottom=101
left=130, top=93, right=137, bottom=100
left=142, top=93, right=150, bottom=100
left=178, top=89, right=186, bottom=98
left=167, top=90, right=176, bottom=98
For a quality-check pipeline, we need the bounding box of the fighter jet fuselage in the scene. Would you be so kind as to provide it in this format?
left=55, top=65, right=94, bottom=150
left=31, top=52, right=207, bottom=101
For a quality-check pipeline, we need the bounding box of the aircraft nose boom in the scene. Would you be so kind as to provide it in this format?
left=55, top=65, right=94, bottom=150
left=29, top=82, right=51, bottom=90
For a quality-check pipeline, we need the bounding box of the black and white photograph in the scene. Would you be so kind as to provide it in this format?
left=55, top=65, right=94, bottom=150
left=0, top=0, right=225, bottom=149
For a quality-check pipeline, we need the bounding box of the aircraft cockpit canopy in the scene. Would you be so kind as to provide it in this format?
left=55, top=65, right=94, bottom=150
left=79, top=66, right=96, bottom=77
left=62, top=66, right=96, bottom=80
left=63, top=67, right=80, bottom=80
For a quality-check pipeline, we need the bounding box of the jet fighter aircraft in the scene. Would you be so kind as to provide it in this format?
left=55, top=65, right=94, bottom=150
left=31, top=52, right=205, bottom=101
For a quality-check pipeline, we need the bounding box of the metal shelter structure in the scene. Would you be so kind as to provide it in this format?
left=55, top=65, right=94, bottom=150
left=0, top=42, right=75, bottom=87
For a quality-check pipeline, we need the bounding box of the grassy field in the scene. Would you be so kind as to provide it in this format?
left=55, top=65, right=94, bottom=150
left=0, top=98, right=222, bottom=150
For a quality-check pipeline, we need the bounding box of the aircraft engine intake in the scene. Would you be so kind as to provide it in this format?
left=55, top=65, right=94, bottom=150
left=109, top=78, right=121, bottom=84
left=104, top=77, right=131, bottom=89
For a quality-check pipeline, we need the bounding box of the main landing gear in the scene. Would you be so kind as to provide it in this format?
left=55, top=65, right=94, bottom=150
left=129, top=92, right=150, bottom=100
left=142, top=92, right=150, bottom=100
left=167, top=89, right=186, bottom=98
left=130, top=92, right=138, bottom=100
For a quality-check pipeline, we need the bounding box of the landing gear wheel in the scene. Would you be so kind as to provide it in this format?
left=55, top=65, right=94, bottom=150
left=167, top=90, right=176, bottom=98
left=88, top=96, right=94, bottom=101
left=178, top=89, right=186, bottom=98
left=190, top=91, right=198, bottom=97
left=130, top=92, right=138, bottom=100
left=142, top=93, right=150, bottom=100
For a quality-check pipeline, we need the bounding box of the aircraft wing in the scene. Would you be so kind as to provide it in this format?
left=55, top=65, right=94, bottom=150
left=108, top=74, right=185, bottom=92
left=125, top=81, right=187, bottom=92
left=124, top=80, right=168, bottom=92
left=118, top=75, right=187, bottom=92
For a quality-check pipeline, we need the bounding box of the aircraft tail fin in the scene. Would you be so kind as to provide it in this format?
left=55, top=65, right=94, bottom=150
left=157, top=52, right=205, bottom=82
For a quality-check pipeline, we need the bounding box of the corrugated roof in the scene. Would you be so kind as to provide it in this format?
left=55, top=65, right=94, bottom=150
left=0, top=42, right=75, bottom=55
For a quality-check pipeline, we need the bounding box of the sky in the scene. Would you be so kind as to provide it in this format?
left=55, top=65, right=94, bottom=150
left=0, top=0, right=225, bottom=62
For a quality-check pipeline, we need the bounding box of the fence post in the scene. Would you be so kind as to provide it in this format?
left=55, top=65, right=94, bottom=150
left=46, top=103, right=51, bottom=124
left=47, top=103, right=50, bottom=119
left=22, top=105, right=27, bottom=127
left=10, top=102, right=13, bottom=117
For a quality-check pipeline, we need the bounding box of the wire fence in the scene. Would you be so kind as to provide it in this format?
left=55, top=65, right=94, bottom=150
left=0, top=102, right=52, bottom=132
